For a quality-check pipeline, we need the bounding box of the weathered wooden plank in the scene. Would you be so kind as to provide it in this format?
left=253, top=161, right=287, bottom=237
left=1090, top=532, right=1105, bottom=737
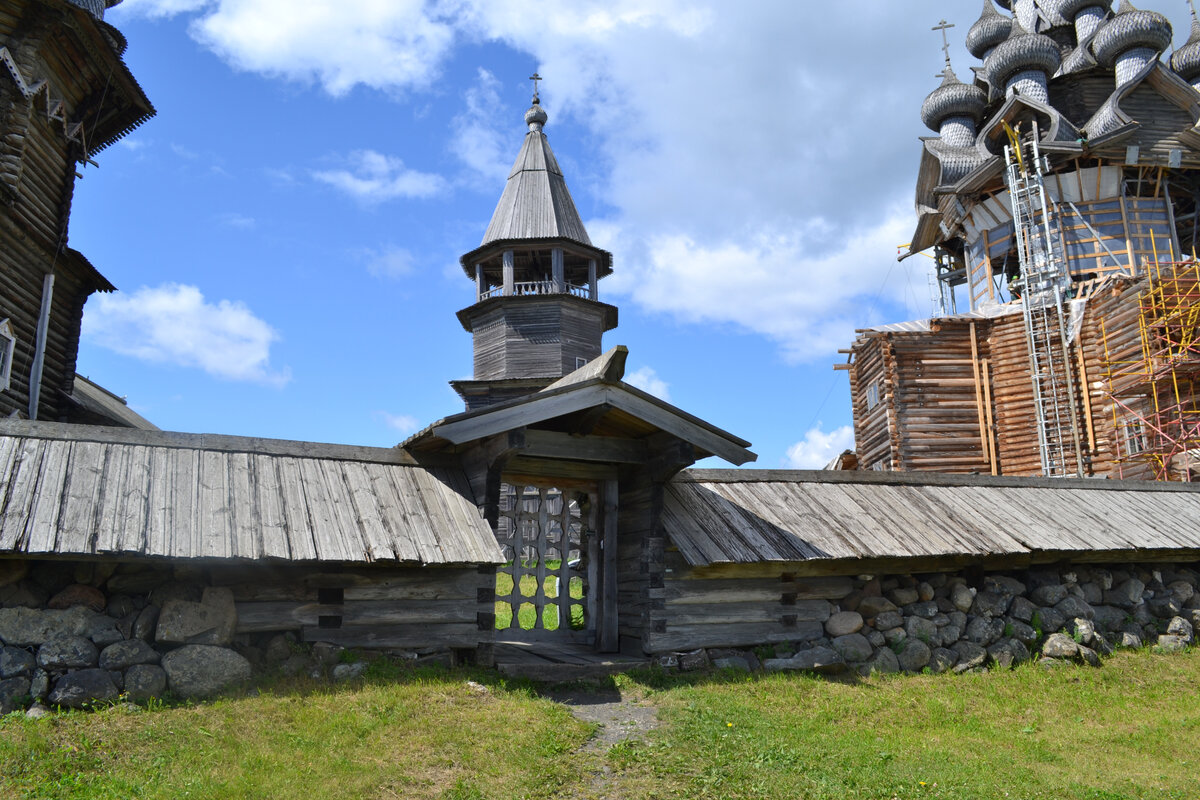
left=56, top=440, right=104, bottom=552
left=236, top=599, right=478, bottom=633
left=24, top=440, right=70, bottom=553
left=300, top=623, right=481, bottom=648
left=644, top=620, right=824, bottom=653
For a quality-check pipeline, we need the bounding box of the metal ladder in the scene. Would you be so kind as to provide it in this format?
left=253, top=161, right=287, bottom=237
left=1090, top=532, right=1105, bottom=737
left=1002, top=122, right=1085, bottom=477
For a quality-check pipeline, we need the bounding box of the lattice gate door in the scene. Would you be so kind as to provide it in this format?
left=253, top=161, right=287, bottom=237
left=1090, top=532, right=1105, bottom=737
left=494, top=483, right=596, bottom=644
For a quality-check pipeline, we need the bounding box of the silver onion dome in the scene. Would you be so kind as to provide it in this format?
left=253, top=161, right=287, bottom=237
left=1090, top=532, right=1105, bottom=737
left=967, top=1, right=1014, bottom=59
left=1040, top=0, right=1111, bottom=20
left=524, top=99, right=548, bottom=131
left=984, top=18, right=1063, bottom=88
left=1091, top=2, right=1172, bottom=67
left=1170, top=15, right=1200, bottom=84
left=921, top=69, right=987, bottom=132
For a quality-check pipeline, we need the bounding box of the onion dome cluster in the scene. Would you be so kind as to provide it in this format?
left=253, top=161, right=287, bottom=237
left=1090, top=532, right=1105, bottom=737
left=967, top=1, right=1014, bottom=60
left=1091, top=3, right=1172, bottom=68
left=921, top=69, right=987, bottom=139
left=1170, top=15, right=1200, bottom=87
left=984, top=18, right=1062, bottom=95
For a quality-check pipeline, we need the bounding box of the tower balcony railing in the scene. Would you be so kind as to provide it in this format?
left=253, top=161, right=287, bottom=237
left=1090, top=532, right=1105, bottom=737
left=478, top=281, right=594, bottom=301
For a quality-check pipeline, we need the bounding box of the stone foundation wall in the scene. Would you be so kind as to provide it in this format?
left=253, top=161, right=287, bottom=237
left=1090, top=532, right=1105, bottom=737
left=655, top=561, right=1200, bottom=675
left=0, top=558, right=462, bottom=716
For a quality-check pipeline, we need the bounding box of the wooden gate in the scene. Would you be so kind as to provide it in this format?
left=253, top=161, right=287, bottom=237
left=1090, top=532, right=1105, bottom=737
left=494, top=483, right=596, bottom=643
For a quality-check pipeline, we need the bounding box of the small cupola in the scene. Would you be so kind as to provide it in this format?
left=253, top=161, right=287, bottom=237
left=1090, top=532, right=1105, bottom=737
left=922, top=68, right=987, bottom=147
left=1041, top=0, right=1112, bottom=42
left=1170, top=3, right=1200, bottom=90
left=1092, top=0, right=1172, bottom=87
left=967, top=1, right=1014, bottom=61
left=984, top=15, right=1063, bottom=102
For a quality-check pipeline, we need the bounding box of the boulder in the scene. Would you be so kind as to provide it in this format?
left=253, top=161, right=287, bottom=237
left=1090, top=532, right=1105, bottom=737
left=1167, top=616, right=1194, bottom=642
left=831, top=633, right=873, bottom=662
left=969, top=592, right=1010, bottom=619
left=1103, top=578, right=1145, bottom=608
left=1071, top=618, right=1095, bottom=647
left=1157, top=634, right=1189, bottom=653
left=133, top=605, right=160, bottom=641
left=332, top=662, right=369, bottom=682
left=938, top=623, right=963, bottom=648
left=873, top=610, right=903, bottom=631
left=0, top=580, right=49, bottom=609
left=156, top=588, right=236, bottom=646
left=25, top=703, right=50, bottom=719
left=1041, top=633, right=1079, bottom=660
left=1006, top=620, right=1038, bottom=647
left=965, top=616, right=1004, bottom=647
left=1077, top=645, right=1102, bottom=667
left=917, top=582, right=935, bottom=602
left=857, top=596, right=898, bottom=618
left=825, top=611, right=863, bottom=637
left=882, top=627, right=907, bottom=646
left=929, top=647, right=958, bottom=674
left=48, top=669, right=119, bottom=709
left=98, top=639, right=160, bottom=671
left=0, top=645, right=35, bottom=679
left=904, top=601, right=939, bottom=619
left=950, top=583, right=975, bottom=613
left=1167, top=581, right=1195, bottom=605
left=36, top=635, right=98, bottom=670
left=1035, top=607, right=1066, bottom=633
left=264, top=634, right=293, bottom=664
left=1119, top=632, right=1143, bottom=649
left=870, top=647, right=900, bottom=674
left=1055, top=596, right=1095, bottom=621
left=1090, top=605, right=1126, bottom=632
left=124, top=664, right=168, bottom=701
left=1031, top=584, right=1069, bottom=607
left=952, top=641, right=987, bottom=672
left=310, top=641, right=345, bottom=666
left=865, top=629, right=886, bottom=648
left=988, top=639, right=1027, bottom=670
left=1009, top=596, right=1036, bottom=623
left=905, top=615, right=938, bottom=645
left=0, top=606, right=118, bottom=647
left=47, top=584, right=106, bottom=613
left=148, top=581, right=204, bottom=610
left=91, top=626, right=124, bottom=648
left=161, top=645, right=252, bottom=699
left=0, top=676, right=30, bottom=714
left=677, top=649, right=708, bottom=671
left=29, top=669, right=48, bottom=700
left=887, top=587, right=919, bottom=607
left=985, top=575, right=1026, bottom=597
left=898, top=639, right=931, bottom=673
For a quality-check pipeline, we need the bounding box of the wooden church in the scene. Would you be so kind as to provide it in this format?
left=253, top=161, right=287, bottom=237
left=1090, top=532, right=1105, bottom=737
left=2, top=0, right=1200, bottom=675
left=847, top=0, right=1200, bottom=483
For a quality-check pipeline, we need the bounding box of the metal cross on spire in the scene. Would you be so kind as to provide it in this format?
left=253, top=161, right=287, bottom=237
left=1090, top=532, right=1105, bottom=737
left=933, top=19, right=956, bottom=73
left=529, top=72, right=542, bottom=102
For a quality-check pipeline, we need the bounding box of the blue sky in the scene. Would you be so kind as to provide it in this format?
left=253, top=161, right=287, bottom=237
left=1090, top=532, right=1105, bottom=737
left=69, top=0, right=1189, bottom=468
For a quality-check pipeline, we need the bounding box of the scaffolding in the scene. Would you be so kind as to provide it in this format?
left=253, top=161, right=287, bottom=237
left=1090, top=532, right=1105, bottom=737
left=1101, top=259, right=1200, bottom=481
left=1003, top=122, right=1086, bottom=477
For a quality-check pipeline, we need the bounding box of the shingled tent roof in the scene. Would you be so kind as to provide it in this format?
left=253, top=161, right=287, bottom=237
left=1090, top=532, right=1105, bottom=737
left=478, top=98, right=592, bottom=248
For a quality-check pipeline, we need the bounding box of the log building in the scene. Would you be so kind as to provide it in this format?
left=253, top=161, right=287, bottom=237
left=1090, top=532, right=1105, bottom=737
left=0, top=0, right=152, bottom=426
left=846, top=0, right=1200, bottom=482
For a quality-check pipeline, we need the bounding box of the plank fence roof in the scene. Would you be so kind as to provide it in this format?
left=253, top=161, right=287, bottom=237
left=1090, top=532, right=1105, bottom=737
left=665, top=469, right=1200, bottom=567
left=0, top=420, right=501, bottom=565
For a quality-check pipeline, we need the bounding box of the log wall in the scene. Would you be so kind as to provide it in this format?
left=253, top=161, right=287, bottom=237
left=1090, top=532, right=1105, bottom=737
left=214, top=563, right=496, bottom=652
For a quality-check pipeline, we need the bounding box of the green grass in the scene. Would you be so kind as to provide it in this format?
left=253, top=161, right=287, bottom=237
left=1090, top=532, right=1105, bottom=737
left=2, top=650, right=1198, bottom=799
left=494, top=562, right=585, bottom=632
left=603, top=648, right=1200, bottom=799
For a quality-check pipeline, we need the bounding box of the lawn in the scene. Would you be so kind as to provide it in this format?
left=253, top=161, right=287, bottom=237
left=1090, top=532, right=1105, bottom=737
left=494, top=562, right=585, bottom=632
left=1, top=649, right=1198, bottom=799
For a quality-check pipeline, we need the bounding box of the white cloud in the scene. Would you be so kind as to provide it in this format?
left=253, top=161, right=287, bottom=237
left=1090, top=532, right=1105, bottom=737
left=217, top=212, right=256, bottom=229
left=784, top=424, right=855, bottom=470
left=361, top=245, right=416, bottom=280
left=624, top=365, right=669, bottom=401
left=108, top=0, right=1021, bottom=361
left=376, top=412, right=420, bottom=435
left=83, top=283, right=290, bottom=387
left=450, top=68, right=510, bottom=184
left=170, top=142, right=198, bottom=160
left=312, top=150, right=447, bottom=203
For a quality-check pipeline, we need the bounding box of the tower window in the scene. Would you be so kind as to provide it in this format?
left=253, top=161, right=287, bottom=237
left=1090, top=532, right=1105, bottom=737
left=865, top=380, right=881, bottom=410
left=575, top=357, right=588, bottom=370
left=0, top=319, right=15, bottom=393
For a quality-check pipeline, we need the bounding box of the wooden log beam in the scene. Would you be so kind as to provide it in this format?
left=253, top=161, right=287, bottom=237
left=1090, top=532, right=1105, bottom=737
left=521, top=429, right=647, bottom=463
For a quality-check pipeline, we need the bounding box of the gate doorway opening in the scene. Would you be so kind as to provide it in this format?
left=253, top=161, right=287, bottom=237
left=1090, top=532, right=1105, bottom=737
left=494, top=483, right=596, bottom=644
